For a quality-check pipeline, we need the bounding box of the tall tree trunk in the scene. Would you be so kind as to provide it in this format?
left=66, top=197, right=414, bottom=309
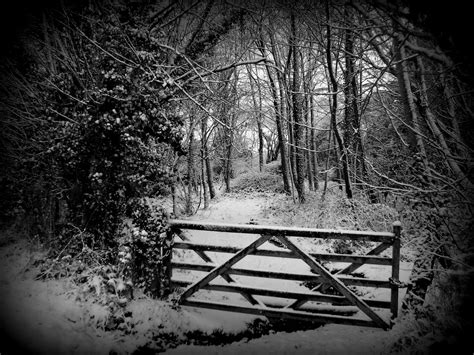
left=306, top=98, right=314, bottom=191
left=343, top=12, right=364, bottom=187
left=393, top=29, right=430, bottom=176
left=323, top=107, right=333, bottom=197
left=205, top=152, right=216, bottom=199
left=259, top=31, right=291, bottom=193
left=310, top=93, right=319, bottom=190
left=326, top=1, right=352, bottom=198
left=287, top=94, right=298, bottom=187
left=416, top=57, right=473, bottom=190
left=247, top=64, right=265, bottom=172
left=201, top=118, right=209, bottom=209
left=343, top=13, right=376, bottom=202
left=225, top=116, right=234, bottom=193
left=306, top=43, right=318, bottom=191
left=301, top=51, right=314, bottom=191
left=440, top=70, right=468, bottom=159
left=291, top=11, right=306, bottom=203
left=186, top=127, right=194, bottom=215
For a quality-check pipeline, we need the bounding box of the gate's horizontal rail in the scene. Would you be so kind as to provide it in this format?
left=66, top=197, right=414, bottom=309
left=169, top=220, right=395, bottom=243
left=172, top=279, right=391, bottom=308
left=181, top=299, right=379, bottom=328
left=172, top=261, right=391, bottom=288
left=174, top=242, right=392, bottom=266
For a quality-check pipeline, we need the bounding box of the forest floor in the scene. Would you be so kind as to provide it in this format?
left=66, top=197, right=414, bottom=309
left=0, top=189, right=415, bottom=354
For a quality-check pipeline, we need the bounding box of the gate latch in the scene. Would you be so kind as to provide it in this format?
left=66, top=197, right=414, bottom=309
left=389, top=277, right=409, bottom=288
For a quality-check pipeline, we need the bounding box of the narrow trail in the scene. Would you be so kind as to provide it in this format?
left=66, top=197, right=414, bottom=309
left=187, top=194, right=278, bottom=224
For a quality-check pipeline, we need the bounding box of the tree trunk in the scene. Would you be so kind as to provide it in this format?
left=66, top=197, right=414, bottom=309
left=259, top=31, right=291, bottom=193
left=393, top=29, right=430, bottom=176
left=304, top=82, right=314, bottom=191
left=343, top=13, right=376, bottom=202
left=291, top=11, right=306, bottom=203
left=247, top=64, right=265, bottom=172
left=186, top=127, right=194, bottom=215
left=301, top=51, right=314, bottom=192
left=201, top=118, right=209, bottom=209
left=310, top=93, right=319, bottom=190
left=224, top=117, right=234, bottom=193
left=323, top=107, right=333, bottom=197
left=416, top=56, right=473, bottom=190
left=440, top=70, right=468, bottom=159
left=205, top=153, right=216, bottom=199
left=326, top=2, right=352, bottom=199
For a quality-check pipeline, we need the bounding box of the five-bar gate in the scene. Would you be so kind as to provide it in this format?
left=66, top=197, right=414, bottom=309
left=169, top=220, right=402, bottom=330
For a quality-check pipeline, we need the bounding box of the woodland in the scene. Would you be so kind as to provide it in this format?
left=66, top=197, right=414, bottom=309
left=0, top=0, right=473, bottom=353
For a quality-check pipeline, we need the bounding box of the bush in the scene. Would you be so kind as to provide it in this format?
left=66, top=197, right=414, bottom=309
left=265, top=191, right=398, bottom=231
left=118, top=199, right=173, bottom=298
left=231, top=170, right=284, bottom=194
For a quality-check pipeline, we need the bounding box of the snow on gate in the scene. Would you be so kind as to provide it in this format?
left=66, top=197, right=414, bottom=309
left=168, top=220, right=412, bottom=330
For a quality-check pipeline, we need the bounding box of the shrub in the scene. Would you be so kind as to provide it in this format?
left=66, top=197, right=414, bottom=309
left=118, top=199, right=173, bottom=298
left=232, top=170, right=284, bottom=194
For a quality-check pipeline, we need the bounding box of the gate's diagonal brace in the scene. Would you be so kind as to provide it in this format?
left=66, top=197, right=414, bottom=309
left=174, top=228, right=261, bottom=305
left=318, top=242, right=392, bottom=294
left=289, top=242, right=392, bottom=310
left=274, top=235, right=389, bottom=330
left=339, top=242, right=392, bottom=275
left=179, top=234, right=272, bottom=303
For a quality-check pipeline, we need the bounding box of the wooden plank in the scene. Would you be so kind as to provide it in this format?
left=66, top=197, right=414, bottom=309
left=170, top=220, right=395, bottom=243
left=274, top=235, right=390, bottom=329
left=391, top=222, right=402, bottom=321
left=264, top=302, right=359, bottom=316
left=174, top=229, right=213, bottom=262
left=172, top=262, right=391, bottom=288
left=173, top=242, right=392, bottom=265
left=173, top=228, right=261, bottom=306
left=171, top=279, right=391, bottom=308
left=178, top=234, right=272, bottom=302
left=339, top=242, right=392, bottom=275
left=181, top=299, right=378, bottom=328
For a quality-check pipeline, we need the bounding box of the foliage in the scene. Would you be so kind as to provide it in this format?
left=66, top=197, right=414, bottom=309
left=264, top=187, right=399, bottom=253
left=118, top=199, right=173, bottom=298
left=1, top=4, right=185, bottom=253
left=265, top=186, right=399, bottom=231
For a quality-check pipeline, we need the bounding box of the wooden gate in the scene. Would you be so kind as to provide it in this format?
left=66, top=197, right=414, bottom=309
left=168, top=220, right=402, bottom=330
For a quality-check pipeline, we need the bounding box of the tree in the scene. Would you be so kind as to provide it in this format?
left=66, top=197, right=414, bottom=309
left=291, top=10, right=306, bottom=202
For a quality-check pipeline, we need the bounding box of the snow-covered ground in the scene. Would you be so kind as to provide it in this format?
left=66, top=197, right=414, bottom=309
left=0, top=239, right=118, bottom=354
left=0, top=193, right=413, bottom=354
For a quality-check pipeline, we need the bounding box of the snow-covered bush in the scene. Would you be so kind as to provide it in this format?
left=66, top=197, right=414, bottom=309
left=118, top=199, right=173, bottom=298
left=231, top=170, right=285, bottom=194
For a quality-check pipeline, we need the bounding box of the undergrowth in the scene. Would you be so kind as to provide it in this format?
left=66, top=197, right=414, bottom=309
left=263, top=188, right=399, bottom=255
left=231, top=169, right=285, bottom=194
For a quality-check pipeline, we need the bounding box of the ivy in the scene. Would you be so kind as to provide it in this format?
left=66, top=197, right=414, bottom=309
left=118, top=199, right=173, bottom=298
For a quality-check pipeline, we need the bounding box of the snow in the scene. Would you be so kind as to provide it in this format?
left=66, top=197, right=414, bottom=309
left=165, top=324, right=393, bottom=355
left=0, top=193, right=414, bottom=354
left=0, top=240, right=117, bottom=354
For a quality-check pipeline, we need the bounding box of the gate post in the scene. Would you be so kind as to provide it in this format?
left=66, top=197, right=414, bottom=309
left=390, top=221, right=402, bottom=325
left=157, top=226, right=174, bottom=298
